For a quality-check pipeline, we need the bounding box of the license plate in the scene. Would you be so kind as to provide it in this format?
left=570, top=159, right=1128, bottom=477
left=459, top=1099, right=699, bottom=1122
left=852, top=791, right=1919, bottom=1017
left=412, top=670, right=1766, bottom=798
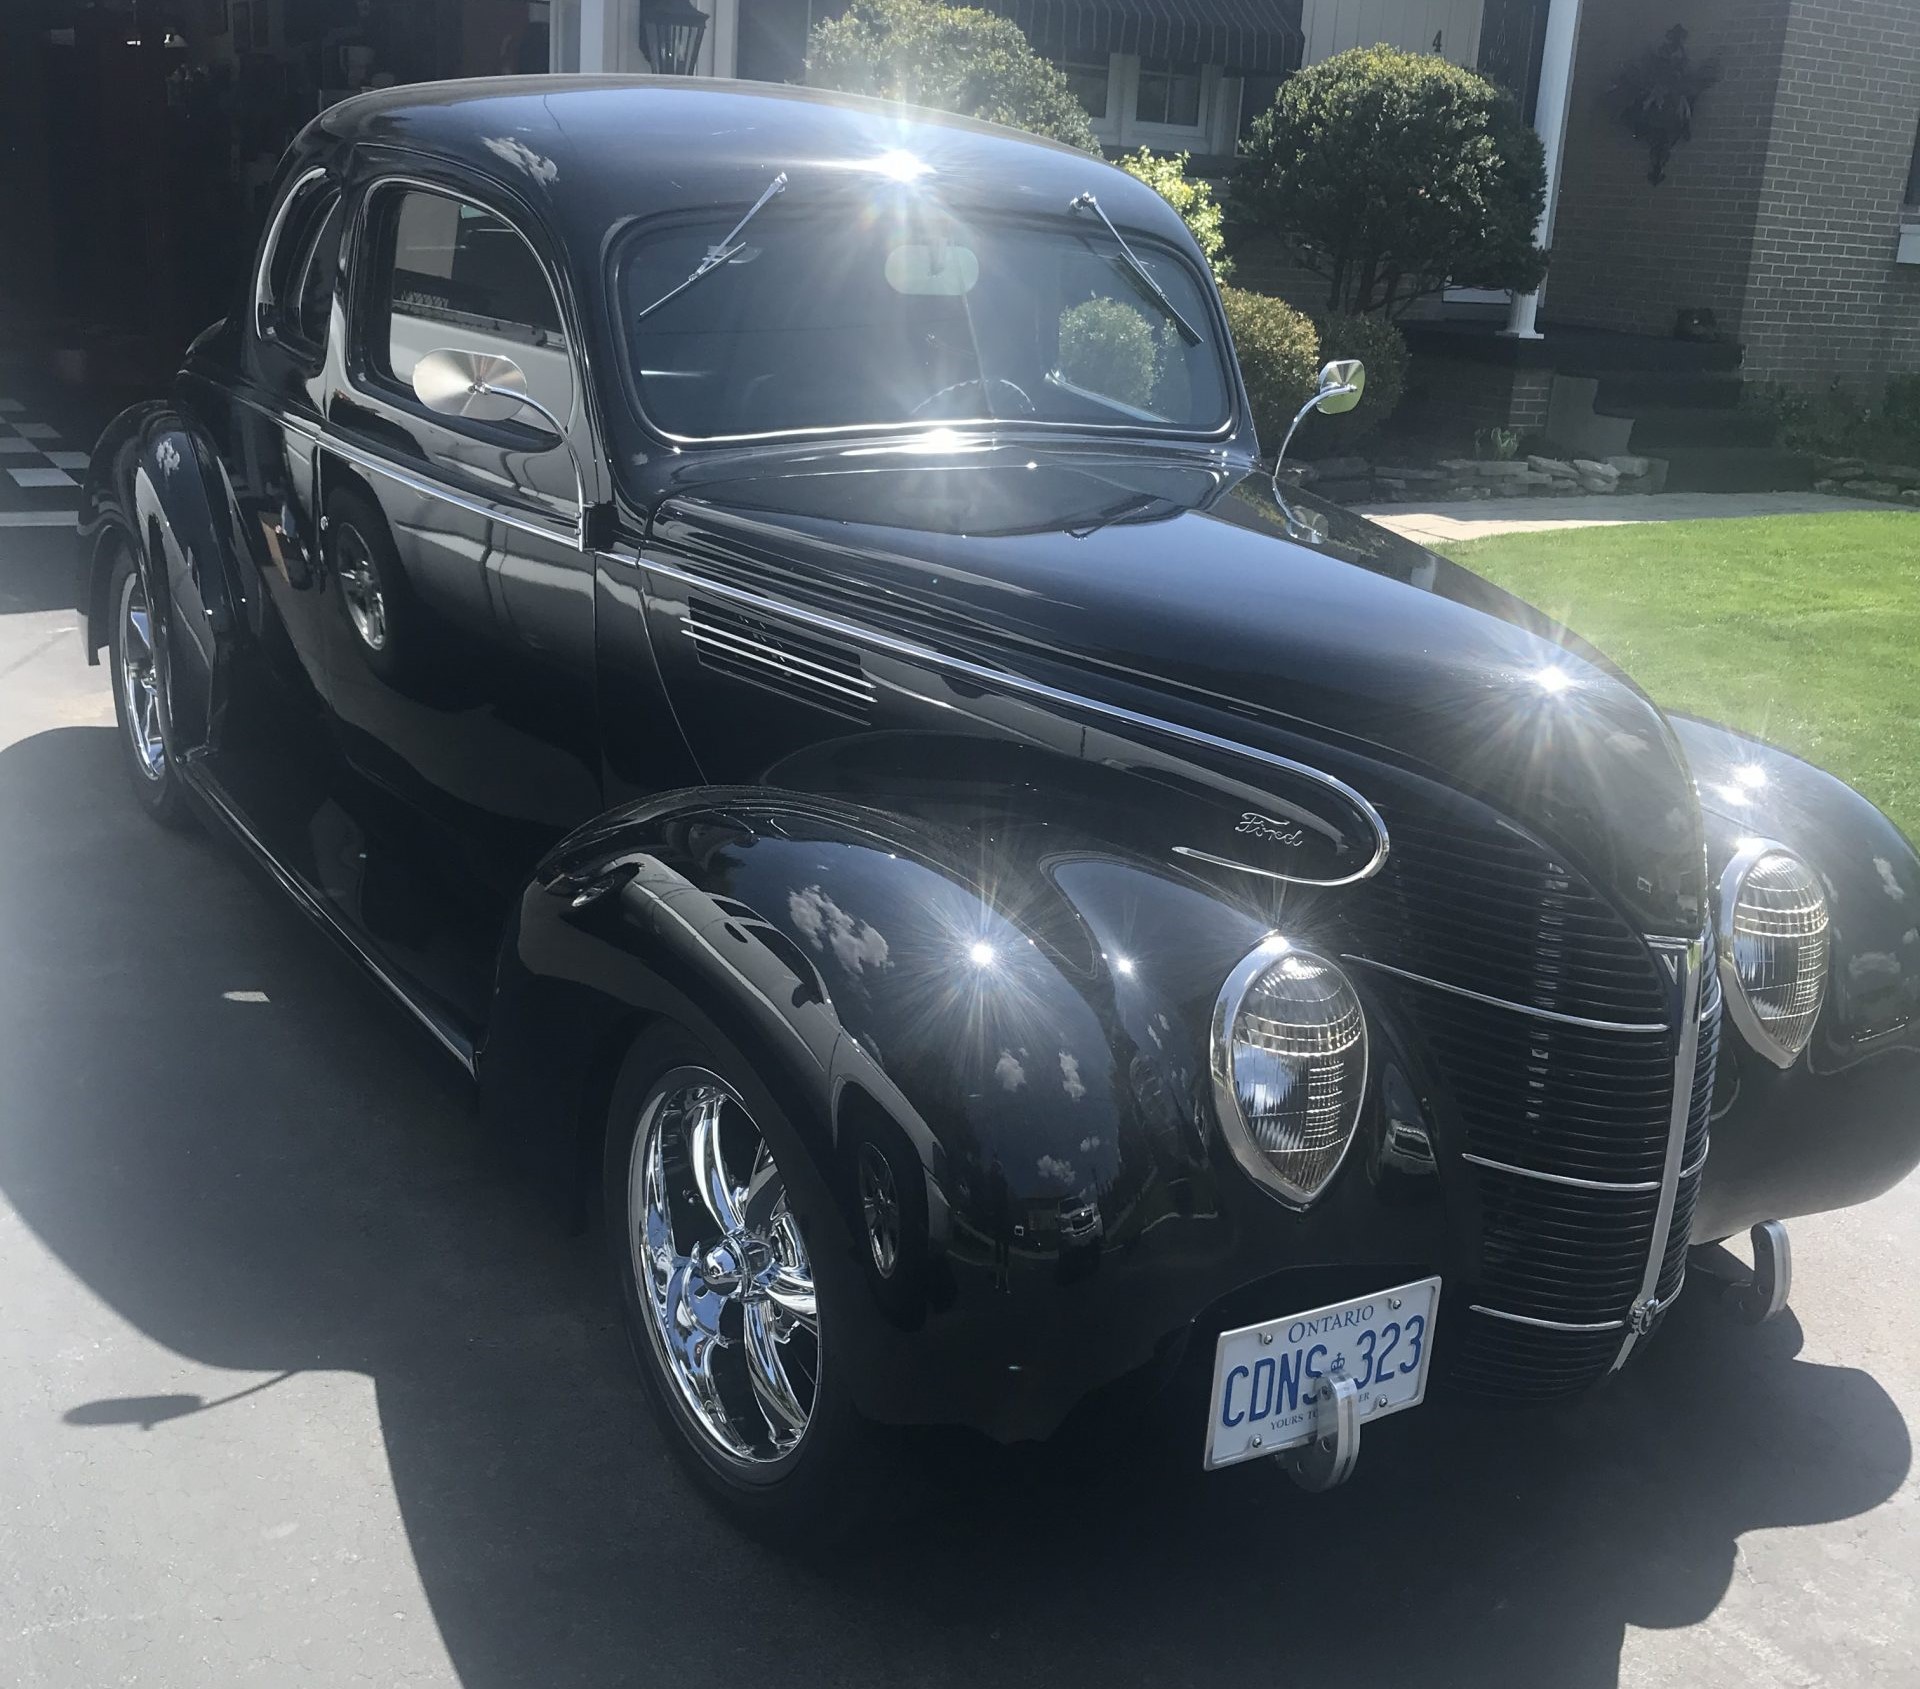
left=1203, top=1277, right=1441, bottom=1470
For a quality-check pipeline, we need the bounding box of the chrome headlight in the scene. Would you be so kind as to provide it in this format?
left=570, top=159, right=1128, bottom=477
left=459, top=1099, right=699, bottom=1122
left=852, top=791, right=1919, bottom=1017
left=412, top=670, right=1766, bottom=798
left=1718, top=842, right=1830, bottom=1068
left=1210, top=938, right=1367, bottom=1207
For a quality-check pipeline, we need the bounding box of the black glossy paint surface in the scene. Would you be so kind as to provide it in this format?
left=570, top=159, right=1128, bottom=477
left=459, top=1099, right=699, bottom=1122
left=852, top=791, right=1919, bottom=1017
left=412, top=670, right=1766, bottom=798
left=72, top=77, right=1920, bottom=1442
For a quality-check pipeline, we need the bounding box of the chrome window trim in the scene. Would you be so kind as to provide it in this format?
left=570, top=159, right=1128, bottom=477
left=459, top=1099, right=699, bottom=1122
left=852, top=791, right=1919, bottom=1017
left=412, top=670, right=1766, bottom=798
left=332, top=171, right=594, bottom=532
left=253, top=165, right=332, bottom=341
left=1460, top=1153, right=1663, bottom=1195
left=619, top=548, right=1391, bottom=885
left=354, top=174, right=577, bottom=420
left=1469, top=1304, right=1625, bottom=1334
left=1339, top=954, right=1669, bottom=1035
left=611, top=211, right=1239, bottom=449
left=1612, top=932, right=1705, bottom=1372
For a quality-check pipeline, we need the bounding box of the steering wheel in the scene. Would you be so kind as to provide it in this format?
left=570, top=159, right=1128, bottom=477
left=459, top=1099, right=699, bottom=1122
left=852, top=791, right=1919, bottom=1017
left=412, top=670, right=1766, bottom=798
left=910, top=376, right=1036, bottom=419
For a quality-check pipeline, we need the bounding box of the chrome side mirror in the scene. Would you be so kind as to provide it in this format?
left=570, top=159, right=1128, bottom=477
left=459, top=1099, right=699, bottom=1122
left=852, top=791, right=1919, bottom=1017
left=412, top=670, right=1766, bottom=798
left=412, top=347, right=588, bottom=547
left=412, top=348, right=563, bottom=434
left=1314, top=358, right=1366, bottom=416
left=1269, top=358, right=1369, bottom=526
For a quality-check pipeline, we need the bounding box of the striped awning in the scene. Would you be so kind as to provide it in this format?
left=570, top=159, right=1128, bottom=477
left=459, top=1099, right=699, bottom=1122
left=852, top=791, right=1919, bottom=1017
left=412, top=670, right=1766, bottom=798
left=984, top=0, right=1303, bottom=75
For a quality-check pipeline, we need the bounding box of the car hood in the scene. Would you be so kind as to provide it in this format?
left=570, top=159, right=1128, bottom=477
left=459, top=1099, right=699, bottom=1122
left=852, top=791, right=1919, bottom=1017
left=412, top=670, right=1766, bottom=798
left=646, top=442, right=1706, bottom=935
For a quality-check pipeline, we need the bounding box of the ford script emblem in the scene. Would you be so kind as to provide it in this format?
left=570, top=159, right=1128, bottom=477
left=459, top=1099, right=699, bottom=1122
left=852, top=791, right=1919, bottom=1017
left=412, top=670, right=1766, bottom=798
left=1234, top=811, right=1307, bottom=848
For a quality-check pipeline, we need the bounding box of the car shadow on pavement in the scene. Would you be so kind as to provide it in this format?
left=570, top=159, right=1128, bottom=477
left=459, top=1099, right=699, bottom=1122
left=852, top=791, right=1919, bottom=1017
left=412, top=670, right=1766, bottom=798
left=1, top=724, right=1909, bottom=1689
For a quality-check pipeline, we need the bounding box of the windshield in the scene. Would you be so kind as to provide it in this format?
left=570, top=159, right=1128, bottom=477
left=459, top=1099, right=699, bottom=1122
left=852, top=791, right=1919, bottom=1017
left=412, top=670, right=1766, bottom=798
left=613, top=199, right=1234, bottom=441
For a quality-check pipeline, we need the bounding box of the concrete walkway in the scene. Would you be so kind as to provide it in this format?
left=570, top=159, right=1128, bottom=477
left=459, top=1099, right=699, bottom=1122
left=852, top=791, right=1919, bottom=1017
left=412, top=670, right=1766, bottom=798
left=1356, top=489, right=1900, bottom=547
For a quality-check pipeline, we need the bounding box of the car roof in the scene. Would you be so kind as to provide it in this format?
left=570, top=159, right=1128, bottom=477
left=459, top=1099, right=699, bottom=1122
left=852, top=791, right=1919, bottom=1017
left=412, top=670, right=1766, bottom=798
left=309, top=76, right=1194, bottom=242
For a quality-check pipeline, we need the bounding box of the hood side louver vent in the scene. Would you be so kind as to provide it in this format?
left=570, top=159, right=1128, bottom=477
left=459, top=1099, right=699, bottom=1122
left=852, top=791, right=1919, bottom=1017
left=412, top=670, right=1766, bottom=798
left=684, top=597, right=874, bottom=723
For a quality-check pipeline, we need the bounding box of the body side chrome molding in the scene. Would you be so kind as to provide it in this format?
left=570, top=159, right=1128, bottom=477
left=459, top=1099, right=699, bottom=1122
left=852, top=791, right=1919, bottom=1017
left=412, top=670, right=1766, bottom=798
left=323, top=427, right=579, bottom=550
left=184, top=762, right=478, bottom=1076
left=232, top=381, right=581, bottom=555
left=1460, top=1153, right=1663, bottom=1195
left=1612, top=933, right=1706, bottom=1371
left=1468, top=1304, right=1625, bottom=1334
left=1340, top=954, right=1669, bottom=1035
left=1169, top=843, right=1375, bottom=889
left=619, top=547, right=1392, bottom=887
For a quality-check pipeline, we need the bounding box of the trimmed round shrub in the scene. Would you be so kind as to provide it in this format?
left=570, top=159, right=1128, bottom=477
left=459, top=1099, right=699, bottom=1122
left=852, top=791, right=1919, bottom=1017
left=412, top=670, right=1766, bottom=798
left=1058, top=298, right=1160, bottom=409
left=1219, top=287, right=1320, bottom=453
left=1117, top=149, right=1231, bottom=281
left=806, top=0, right=1101, bottom=153
left=1237, top=45, right=1547, bottom=316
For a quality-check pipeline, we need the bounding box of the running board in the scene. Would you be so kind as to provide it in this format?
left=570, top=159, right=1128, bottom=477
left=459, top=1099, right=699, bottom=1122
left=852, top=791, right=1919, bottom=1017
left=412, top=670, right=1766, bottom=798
left=183, top=763, right=478, bottom=1077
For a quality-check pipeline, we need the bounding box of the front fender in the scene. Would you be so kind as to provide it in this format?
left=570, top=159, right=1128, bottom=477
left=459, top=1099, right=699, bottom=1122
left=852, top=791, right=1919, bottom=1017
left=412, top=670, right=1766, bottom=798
left=1674, top=716, right=1920, bottom=1239
left=479, top=785, right=1441, bottom=1440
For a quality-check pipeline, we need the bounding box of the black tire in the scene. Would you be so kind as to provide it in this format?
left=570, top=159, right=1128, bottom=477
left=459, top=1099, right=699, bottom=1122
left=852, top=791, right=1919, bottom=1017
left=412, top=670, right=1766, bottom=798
left=105, top=545, right=193, bottom=829
left=602, top=1022, right=908, bottom=1542
left=324, top=486, right=415, bottom=686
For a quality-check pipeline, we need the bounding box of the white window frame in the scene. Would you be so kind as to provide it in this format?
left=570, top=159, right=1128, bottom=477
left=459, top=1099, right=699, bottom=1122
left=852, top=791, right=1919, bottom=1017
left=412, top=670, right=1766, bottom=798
left=1126, top=57, right=1214, bottom=145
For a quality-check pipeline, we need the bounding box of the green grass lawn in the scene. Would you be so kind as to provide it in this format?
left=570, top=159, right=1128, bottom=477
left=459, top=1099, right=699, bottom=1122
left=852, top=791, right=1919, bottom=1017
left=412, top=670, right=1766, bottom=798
left=1444, top=512, right=1920, bottom=841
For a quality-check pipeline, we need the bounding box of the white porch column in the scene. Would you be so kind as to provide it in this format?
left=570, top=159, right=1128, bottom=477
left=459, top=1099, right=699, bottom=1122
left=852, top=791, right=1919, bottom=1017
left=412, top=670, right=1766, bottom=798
left=1503, top=0, right=1584, bottom=340
left=578, top=0, right=620, bottom=71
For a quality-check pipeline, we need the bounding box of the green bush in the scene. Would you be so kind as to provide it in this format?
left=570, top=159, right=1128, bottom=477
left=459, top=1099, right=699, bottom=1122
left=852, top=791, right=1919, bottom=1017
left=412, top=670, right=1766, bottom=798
left=1307, top=309, right=1409, bottom=445
left=1237, top=45, right=1548, bottom=316
left=1117, top=149, right=1231, bottom=281
left=805, top=0, right=1100, bottom=153
left=1058, top=299, right=1160, bottom=409
left=1754, top=380, right=1920, bottom=465
left=1219, top=287, right=1320, bottom=450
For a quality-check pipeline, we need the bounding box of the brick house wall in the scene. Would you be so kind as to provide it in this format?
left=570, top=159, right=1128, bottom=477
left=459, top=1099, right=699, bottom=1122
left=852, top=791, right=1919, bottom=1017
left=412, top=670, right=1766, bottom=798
left=1547, top=0, right=1793, bottom=340
left=1548, top=0, right=1920, bottom=393
left=1739, top=0, right=1920, bottom=387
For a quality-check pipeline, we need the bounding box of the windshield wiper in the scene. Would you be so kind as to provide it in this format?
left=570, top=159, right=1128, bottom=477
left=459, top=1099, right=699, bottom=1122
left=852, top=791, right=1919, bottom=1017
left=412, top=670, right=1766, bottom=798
left=1068, top=191, right=1201, bottom=346
left=635, top=170, right=787, bottom=324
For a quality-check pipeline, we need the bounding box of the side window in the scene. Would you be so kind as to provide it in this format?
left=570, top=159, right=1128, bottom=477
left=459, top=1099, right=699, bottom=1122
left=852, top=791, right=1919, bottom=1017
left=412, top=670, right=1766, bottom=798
left=257, top=174, right=342, bottom=360
left=366, top=186, right=572, bottom=428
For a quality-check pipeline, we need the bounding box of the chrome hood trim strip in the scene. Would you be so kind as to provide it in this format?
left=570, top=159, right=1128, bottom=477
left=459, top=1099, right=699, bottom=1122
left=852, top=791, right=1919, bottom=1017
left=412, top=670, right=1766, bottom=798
left=620, top=546, right=1391, bottom=887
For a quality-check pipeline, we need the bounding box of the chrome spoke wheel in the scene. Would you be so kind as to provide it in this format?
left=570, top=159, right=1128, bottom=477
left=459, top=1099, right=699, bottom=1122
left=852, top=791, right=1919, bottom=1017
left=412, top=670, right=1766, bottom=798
left=335, top=526, right=388, bottom=652
left=629, top=1067, right=820, bottom=1466
left=117, top=567, right=166, bottom=780
left=857, top=1142, right=900, bottom=1279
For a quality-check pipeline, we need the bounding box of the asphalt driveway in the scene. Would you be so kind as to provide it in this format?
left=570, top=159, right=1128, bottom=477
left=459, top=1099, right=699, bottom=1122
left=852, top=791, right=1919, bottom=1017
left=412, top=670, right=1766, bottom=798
left=1, top=527, right=1915, bottom=1688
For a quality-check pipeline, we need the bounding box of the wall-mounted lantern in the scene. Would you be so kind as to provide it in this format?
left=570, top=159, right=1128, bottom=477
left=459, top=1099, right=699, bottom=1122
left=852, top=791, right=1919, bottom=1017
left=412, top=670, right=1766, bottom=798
left=640, top=0, right=709, bottom=76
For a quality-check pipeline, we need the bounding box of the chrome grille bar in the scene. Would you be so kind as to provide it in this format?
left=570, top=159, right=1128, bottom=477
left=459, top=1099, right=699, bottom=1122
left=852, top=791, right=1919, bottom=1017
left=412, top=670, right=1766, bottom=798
left=1612, top=932, right=1706, bottom=1370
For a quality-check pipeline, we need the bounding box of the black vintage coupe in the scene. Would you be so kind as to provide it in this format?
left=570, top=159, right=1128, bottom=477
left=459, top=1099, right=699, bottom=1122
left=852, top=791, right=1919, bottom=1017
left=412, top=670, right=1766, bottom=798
left=78, top=77, right=1920, bottom=1528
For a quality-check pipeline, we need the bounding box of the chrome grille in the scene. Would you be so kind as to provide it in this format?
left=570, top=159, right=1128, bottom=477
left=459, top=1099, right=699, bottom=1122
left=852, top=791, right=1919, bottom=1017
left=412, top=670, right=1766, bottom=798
left=1355, top=810, right=1668, bottom=1025
left=1347, top=800, right=1713, bottom=1400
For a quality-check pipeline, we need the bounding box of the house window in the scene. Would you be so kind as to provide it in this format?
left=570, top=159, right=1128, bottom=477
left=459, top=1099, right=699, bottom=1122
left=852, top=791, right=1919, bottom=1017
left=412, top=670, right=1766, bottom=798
left=1905, top=119, right=1920, bottom=208
left=1064, top=60, right=1112, bottom=121
left=1135, top=59, right=1203, bottom=128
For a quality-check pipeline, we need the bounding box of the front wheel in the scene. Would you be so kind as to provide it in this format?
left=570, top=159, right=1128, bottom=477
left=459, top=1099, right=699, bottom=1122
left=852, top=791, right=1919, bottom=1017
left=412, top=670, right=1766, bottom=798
left=603, top=1025, right=906, bottom=1540
left=106, top=546, right=191, bottom=828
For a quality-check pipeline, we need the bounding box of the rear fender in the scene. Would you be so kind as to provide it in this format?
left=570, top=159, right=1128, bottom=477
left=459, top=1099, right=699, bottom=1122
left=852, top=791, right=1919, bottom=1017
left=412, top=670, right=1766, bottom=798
left=75, top=402, right=171, bottom=662
left=1674, top=716, right=1920, bottom=1237
left=80, top=405, right=240, bottom=760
